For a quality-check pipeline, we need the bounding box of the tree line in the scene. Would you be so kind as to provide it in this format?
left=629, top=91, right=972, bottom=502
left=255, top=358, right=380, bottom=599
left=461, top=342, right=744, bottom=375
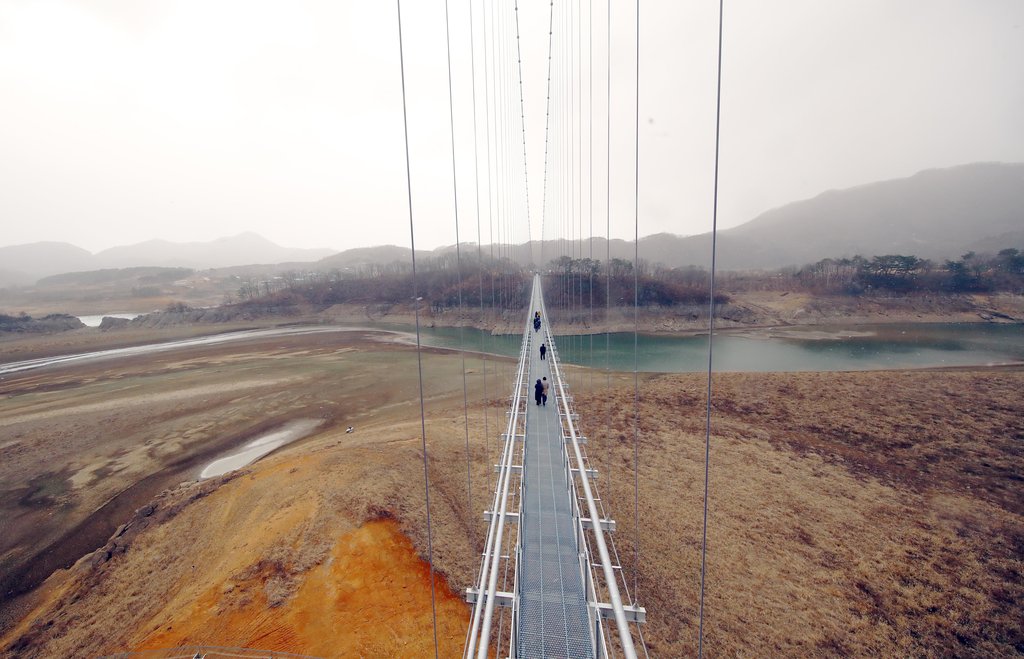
left=230, top=254, right=732, bottom=313
left=790, top=249, right=1024, bottom=295
left=541, top=256, right=729, bottom=308
left=232, top=254, right=531, bottom=312
left=227, top=247, right=1022, bottom=314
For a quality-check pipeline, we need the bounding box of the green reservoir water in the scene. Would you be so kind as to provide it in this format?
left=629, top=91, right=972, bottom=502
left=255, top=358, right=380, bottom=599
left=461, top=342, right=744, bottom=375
left=385, top=323, right=1024, bottom=373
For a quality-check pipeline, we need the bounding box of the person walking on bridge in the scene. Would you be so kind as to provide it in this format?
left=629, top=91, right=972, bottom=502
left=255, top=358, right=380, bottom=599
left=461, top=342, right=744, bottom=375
left=539, top=343, right=547, bottom=360
left=541, top=377, right=549, bottom=406
left=534, top=378, right=544, bottom=406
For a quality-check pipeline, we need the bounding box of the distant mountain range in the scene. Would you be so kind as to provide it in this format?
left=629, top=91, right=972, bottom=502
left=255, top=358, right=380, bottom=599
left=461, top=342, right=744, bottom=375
left=1, top=162, right=1021, bottom=287
left=0, top=232, right=335, bottom=286
left=709, top=161, right=1024, bottom=269
left=318, top=162, right=1023, bottom=272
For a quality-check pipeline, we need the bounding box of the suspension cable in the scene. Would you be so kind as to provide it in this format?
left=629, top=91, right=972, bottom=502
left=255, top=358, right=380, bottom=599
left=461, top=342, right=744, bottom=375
left=698, top=0, right=726, bottom=655
left=540, top=0, right=555, bottom=268
left=442, top=0, right=474, bottom=545
left=483, top=0, right=498, bottom=477
left=604, top=0, right=613, bottom=506
left=394, top=2, right=439, bottom=655
left=513, top=0, right=532, bottom=253
left=467, top=0, right=493, bottom=501
left=631, top=0, right=641, bottom=606
left=588, top=0, right=595, bottom=386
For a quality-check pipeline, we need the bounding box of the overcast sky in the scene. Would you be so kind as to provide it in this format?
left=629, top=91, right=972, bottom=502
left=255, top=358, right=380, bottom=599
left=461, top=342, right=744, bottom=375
left=1, top=0, right=1022, bottom=254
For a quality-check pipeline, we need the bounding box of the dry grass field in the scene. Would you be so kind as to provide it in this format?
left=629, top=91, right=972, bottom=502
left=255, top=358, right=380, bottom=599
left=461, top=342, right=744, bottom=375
left=576, top=368, right=1024, bottom=656
left=1, top=325, right=1021, bottom=657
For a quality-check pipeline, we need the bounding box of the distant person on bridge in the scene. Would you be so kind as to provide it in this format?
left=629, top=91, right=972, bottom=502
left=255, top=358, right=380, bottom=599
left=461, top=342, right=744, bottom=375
left=534, top=316, right=541, bottom=332
left=539, top=343, right=547, bottom=360
left=534, top=378, right=544, bottom=406
left=541, top=377, right=549, bottom=406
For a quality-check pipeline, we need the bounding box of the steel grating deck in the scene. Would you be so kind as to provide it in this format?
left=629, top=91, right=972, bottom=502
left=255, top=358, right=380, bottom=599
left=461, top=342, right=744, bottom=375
left=517, top=293, right=593, bottom=658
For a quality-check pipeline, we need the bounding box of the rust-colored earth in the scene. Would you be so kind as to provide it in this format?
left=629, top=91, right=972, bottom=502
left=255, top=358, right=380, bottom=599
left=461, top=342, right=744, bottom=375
left=137, top=519, right=467, bottom=657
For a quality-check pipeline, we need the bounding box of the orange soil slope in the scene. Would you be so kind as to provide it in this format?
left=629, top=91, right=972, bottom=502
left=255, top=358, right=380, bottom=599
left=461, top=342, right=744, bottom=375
left=137, top=520, right=467, bottom=658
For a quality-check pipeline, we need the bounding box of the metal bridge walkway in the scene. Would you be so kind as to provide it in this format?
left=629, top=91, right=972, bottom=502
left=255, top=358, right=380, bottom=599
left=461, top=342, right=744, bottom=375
left=465, top=275, right=643, bottom=659
left=517, top=282, right=593, bottom=658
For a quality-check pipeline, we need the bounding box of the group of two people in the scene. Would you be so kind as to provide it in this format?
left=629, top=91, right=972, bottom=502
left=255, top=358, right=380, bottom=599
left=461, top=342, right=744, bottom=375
left=534, top=376, right=549, bottom=406
left=534, top=309, right=549, bottom=406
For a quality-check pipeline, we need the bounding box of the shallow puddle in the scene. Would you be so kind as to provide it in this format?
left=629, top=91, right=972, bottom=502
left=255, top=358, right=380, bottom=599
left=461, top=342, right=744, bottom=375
left=200, top=419, right=322, bottom=478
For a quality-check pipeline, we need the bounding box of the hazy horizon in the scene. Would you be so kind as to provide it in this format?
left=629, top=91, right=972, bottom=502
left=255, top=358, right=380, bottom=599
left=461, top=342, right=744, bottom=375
left=2, top=1, right=1023, bottom=253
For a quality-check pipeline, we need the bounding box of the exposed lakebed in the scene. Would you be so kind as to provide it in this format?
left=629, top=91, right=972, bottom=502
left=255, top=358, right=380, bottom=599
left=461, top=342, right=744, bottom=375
left=200, top=419, right=323, bottom=479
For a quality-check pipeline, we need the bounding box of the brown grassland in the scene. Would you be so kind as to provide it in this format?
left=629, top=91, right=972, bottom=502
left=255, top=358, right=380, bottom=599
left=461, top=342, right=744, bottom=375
left=0, top=326, right=1021, bottom=657
left=574, top=368, right=1023, bottom=656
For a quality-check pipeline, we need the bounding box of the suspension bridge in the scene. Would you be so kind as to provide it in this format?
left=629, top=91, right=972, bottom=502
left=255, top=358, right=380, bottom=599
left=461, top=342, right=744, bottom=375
left=464, top=275, right=646, bottom=658
left=394, top=0, right=681, bottom=653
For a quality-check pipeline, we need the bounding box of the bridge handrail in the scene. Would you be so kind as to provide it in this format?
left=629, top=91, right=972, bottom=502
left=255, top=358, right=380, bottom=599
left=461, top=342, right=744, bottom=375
left=561, top=402, right=613, bottom=658
left=465, top=285, right=533, bottom=659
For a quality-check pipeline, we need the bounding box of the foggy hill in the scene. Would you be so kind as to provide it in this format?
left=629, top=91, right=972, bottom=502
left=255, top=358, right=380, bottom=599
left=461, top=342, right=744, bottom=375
left=36, top=266, right=194, bottom=287
left=412, top=164, right=1022, bottom=271
left=316, top=242, right=545, bottom=270
left=0, top=242, right=95, bottom=284
left=94, top=232, right=335, bottom=270
left=3, top=163, right=1020, bottom=288
left=708, top=162, right=1024, bottom=269
left=0, top=234, right=336, bottom=286
left=317, top=245, right=421, bottom=270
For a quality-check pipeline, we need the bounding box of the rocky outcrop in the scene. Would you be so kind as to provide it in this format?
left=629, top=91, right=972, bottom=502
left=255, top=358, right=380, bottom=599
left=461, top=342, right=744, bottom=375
left=121, top=303, right=302, bottom=329
left=98, top=316, right=131, bottom=331
left=0, top=313, right=84, bottom=333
